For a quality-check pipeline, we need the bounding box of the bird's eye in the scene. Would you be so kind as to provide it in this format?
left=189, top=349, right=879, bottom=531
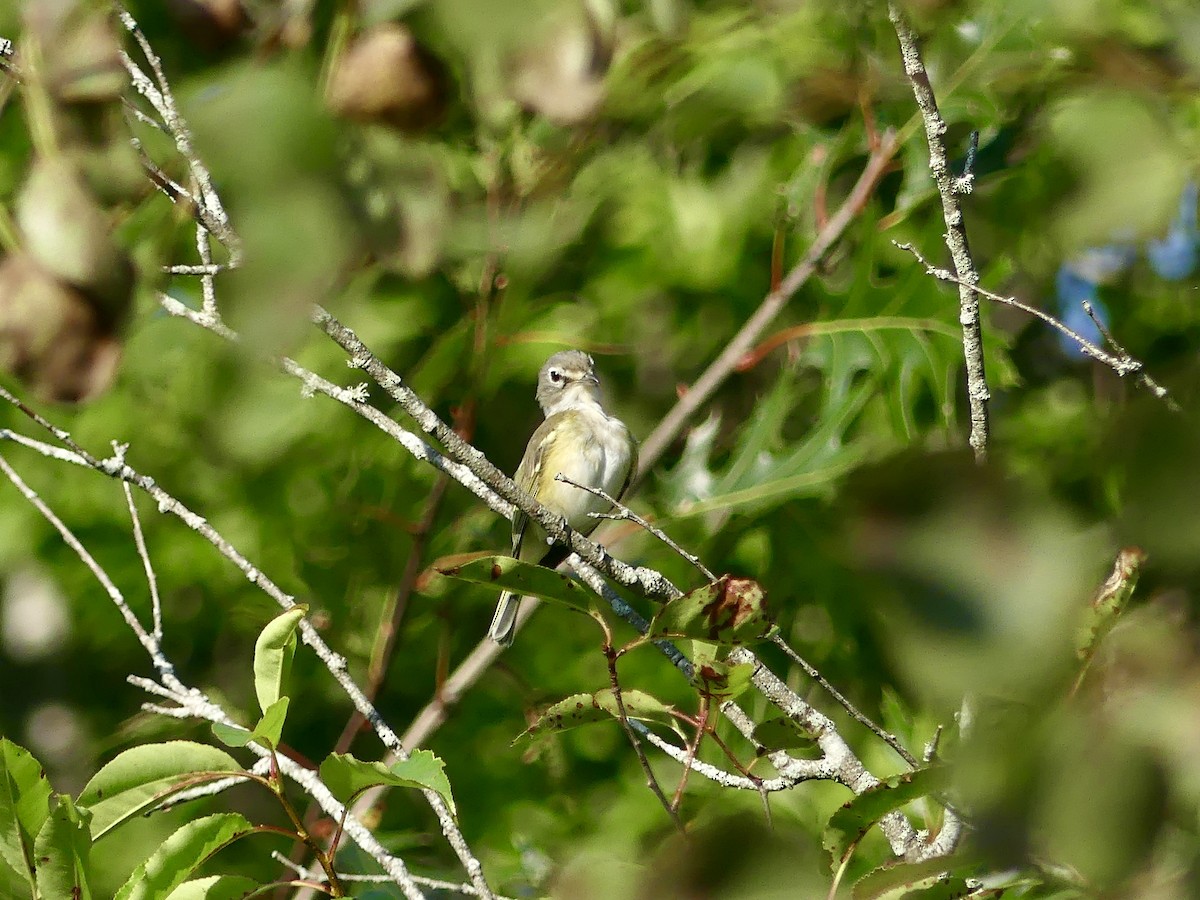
left=548, top=369, right=562, bottom=383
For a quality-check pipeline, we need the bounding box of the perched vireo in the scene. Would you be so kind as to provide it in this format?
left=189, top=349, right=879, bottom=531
left=488, top=350, right=637, bottom=646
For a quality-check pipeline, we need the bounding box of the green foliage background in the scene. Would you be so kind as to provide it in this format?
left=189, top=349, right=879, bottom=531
left=2, top=0, right=1200, bottom=896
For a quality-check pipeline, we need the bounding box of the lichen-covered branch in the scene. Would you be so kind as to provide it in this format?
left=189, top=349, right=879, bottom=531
left=888, top=3, right=990, bottom=462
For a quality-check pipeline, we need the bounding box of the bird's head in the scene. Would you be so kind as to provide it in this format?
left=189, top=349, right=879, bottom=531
left=536, top=349, right=601, bottom=415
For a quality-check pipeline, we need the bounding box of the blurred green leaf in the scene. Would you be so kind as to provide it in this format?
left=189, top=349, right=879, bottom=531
left=852, top=857, right=973, bottom=900
left=750, top=717, right=822, bottom=755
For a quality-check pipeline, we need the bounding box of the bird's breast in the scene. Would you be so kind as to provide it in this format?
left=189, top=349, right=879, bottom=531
left=543, top=406, right=632, bottom=534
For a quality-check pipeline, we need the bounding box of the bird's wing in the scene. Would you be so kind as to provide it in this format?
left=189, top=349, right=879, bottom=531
left=616, top=424, right=638, bottom=503
left=510, top=415, right=558, bottom=557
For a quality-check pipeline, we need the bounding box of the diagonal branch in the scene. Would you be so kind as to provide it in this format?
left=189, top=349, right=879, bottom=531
left=0, top=451, right=429, bottom=899
left=636, top=130, right=900, bottom=475
left=313, top=305, right=681, bottom=604
left=0, top=394, right=493, bottom=900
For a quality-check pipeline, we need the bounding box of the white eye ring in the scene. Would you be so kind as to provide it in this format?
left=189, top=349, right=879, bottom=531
left=548, top=368, right=563, bottom=383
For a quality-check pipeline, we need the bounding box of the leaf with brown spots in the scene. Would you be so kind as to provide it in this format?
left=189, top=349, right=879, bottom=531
left=649, top=575, right=774, bottom=645
left=427, top=554, right=597, bottom=614
left=518, top=689, right=679, bottom=740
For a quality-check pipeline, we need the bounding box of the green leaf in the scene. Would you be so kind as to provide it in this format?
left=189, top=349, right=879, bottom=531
left=520, top=688, right=679, bottom=739
left=432, top=554, right=598, bottom=614
left=853, top=857, right=975, bottom=900
left=77, top=742, right=245, bottom=841
left=32, top=794, right=92, bottom=900
left=823, top=767, right=950, bottom=866
left=114, top=814, right=255, bottom=900
left=164, top=875, right=260, bottom=899
left=648, top=575, right=774, bottom=645
left=253, top=606, right=306, bottom=715
left=320, top=751, right=456, bottom=817
left=212, top=698, right=290, bottom=751
left=0, top=738, right=52, bottom=894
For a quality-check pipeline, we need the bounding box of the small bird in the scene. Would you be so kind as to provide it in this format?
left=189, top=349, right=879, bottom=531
left=488, top=350, right=637, bottom=646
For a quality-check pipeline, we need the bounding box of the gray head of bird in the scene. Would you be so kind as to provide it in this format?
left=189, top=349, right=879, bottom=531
left=536, top=349, right=601, bottom=415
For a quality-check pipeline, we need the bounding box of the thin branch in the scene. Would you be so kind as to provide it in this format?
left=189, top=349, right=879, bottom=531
left=117, top=442, right=164, bottom=642
left=923, top=726, right=943, bottom=765
left=159, top=296, right=513, bottom=520
left=0, top=452, right=172, bottom=678
left=670, top=696, right=708, bottom=811
left=727, top=646, right=926, bottom=860
left=632, top=721, right=795, bottom=792
left=894, top=241, right=1178, bottom=408
left=0, top=395, right=492, bottom=900
left=165, top=263, right=228, bottom=276
left=0, top=452, right=427, bottom=898
left=1083, top=301, right=1179, bottom=410
left=770, top=634, right=920, bottom=769
left=555, top=472, right=717, bottom=582
left=888, top=3, right=990, bottom=463
left=600, top=619, right=684, bottom=830
left=636, top=129, right=900, bottom=476
left=271, top=853, right=516, bottom=898
left=565, top=557, right=694, bottom=678
left=130, top=678, right=429, bottom=900
left=314, top=305, right=680, bottom=604
left=955, top=130, right=979, bottom=195
left=196, top=224, right=218, bottom=318
left=115, top=6, right=240, bottom=259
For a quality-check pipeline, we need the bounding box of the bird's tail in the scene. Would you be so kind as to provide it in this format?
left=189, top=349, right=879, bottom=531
left=487, top=591, right=522, bottom=647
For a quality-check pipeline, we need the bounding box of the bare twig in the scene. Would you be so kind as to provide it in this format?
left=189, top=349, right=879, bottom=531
left=888, top=3, right=990, bottom=463
left=314, top=305, right=680, bottom=604
left=770, top=634, right=920, bottom=769
left=600, top=618, right=684, bottom=830
left=271, top=852, right=517, bottom=898
left=636, top=129, right=901, bottom=476
left=955, top=130, right=979, bottom=195
left=727, top=646, right=927, bottom=860
left=0, top=452, right=428, bottom=898
left=116, top=442, right=163, bottom=642
left=1083, top=301, right=1179, bottom=410
left=116, top=6, right=240, bottom=259
left=158, top=296, right=512, bottom=520
left=0, top=396, right=492, bottom=900
left=923, top=725, right=943, bottom=765
left=555, top=472, right=717, bottom=582
left=894, top=241, right=1178, bottom=408
left=164, top=263, right=228, bottom=276
left=670, top=696, right=708, bottom=812
left=633, top=722, right=797, bottom=792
